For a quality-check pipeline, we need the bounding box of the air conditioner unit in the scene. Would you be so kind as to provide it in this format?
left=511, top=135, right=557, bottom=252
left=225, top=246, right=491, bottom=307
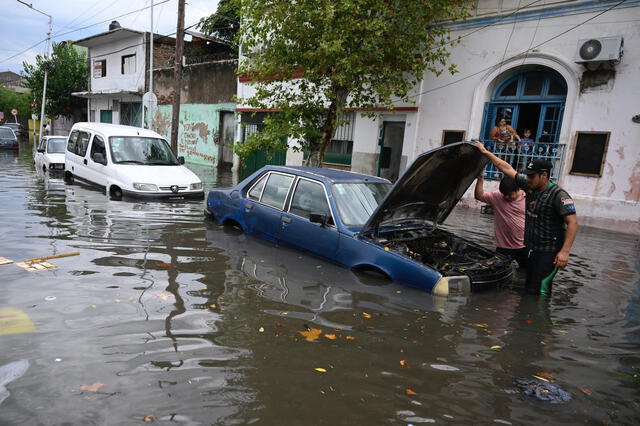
left=575, top=36, right=623, bottom=63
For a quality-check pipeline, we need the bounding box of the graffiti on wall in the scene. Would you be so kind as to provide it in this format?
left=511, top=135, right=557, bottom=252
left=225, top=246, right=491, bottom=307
left=152, top=103, right=236, bottom=165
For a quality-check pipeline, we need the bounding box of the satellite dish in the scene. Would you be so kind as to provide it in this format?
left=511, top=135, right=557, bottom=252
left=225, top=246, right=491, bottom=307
left=579, top=39, right=602, bottom=61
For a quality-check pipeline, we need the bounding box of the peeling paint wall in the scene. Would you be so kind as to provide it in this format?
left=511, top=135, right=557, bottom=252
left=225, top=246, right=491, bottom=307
left=152, top=103, right=236, bottom=165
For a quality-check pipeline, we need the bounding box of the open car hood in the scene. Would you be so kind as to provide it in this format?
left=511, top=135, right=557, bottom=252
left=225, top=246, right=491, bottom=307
left=361, top=142, right=487, bottom=234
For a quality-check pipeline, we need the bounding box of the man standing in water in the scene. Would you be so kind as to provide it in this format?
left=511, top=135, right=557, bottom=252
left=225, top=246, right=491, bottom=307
left=475, top=142, right=578, bottom=295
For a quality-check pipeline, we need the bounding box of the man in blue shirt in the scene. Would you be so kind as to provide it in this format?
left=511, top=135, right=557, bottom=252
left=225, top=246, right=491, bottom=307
left=475, top=142, right=578, bottom=295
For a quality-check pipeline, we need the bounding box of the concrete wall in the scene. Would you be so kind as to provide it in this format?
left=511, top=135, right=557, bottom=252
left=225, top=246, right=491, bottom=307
left=152, top=103, right=236, bottom=165
left=153, top=60, right=238, bottom=105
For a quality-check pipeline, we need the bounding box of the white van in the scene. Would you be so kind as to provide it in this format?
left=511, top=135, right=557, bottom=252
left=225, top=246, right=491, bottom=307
left=64, top=122, right=204, bottom=200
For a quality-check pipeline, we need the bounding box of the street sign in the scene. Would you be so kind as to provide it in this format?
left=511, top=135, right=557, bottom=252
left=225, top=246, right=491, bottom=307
left=11, top=108, right=18, bottom=116
left=143, top=92, right=158, bottom=110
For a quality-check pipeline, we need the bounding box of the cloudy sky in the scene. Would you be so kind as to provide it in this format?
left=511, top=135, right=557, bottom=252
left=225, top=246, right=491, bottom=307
left=0, top=0, right=220, bottom=74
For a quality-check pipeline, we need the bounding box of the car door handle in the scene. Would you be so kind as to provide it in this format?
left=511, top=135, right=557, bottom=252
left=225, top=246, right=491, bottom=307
left=244, top=203, right=253, bottom=211
left=281, top=216, right=292, bottom=224
left=83, top=158, right=88, bottom=165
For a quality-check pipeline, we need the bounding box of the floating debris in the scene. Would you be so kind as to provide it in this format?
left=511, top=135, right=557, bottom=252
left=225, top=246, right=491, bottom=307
left=514, top=377, right=571, bottom=403
left=430, top=364, right=460, bottom=372
left=0, top=360, right=29, bottom=405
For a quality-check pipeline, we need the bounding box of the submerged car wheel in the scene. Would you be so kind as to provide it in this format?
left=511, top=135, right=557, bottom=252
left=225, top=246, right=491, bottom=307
left=64, top=172, right=74, bottom=184
left=109, top=186, right=123, bottom=200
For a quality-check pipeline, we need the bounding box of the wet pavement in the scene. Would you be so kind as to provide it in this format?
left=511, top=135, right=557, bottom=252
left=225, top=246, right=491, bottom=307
left=0, top=144, right=639, bottom=425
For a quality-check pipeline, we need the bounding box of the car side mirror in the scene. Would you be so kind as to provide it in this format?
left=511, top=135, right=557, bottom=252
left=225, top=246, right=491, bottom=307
left=178, top=156, right=185, bottom=165
left=37, top=148, right=45, bottom=153
left=309, top=213, right=327, bottom=226
left=92, top=152, right=106, bottom=165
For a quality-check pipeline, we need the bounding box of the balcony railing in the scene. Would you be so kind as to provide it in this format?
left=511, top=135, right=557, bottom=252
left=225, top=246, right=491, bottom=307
left=482, top=140, right=566, bottom=181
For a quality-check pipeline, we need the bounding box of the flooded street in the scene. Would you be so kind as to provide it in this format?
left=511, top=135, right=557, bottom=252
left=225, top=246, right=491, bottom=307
left=1, top=146, right=639, bottom=425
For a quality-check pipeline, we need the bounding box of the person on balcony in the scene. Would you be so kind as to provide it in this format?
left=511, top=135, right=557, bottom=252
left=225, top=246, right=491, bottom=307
left=491, top=116, right=520, bottom=168
left=475, top=174, right=527, bottom=268
left=475, top=142, right=579, bottom=296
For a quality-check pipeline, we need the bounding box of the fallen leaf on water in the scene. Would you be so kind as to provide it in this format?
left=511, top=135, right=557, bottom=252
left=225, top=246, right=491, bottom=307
left=473, top=323, right=489, bottom=328
left=399, top=360, right=410, bottom=369
left=536, top=371, right=554, bottom=380
left=155, top=262, right=171, bottom=268
left=533, top=375, right=550, bottom=382
left=80, top=382, right=104, bottom=392
left=405, top=388, right=417, bottom=396
left=345, top=335, right=355, bottom=340
left=275, top=322, right=284, bottom=327
left=210, top=304, right=216, bottom=308
left=524, top=320, right=533, bottom=324
left=577, top=386, right=593, bottom=395
left=258, top=327, right=265, bottom=333
left=490, top=345, right=502, bottom=349
left=362, top=312, right=372, bottom=319
left=412, top=340, right=418, bottom=344
left=314, top=368, right=327, bottom=373
left=299, top=327, right=322, bottom=341
left=324, top=334, right=336, bottom=340
left=114, top=299, right=121, bottom=303
left=558, top=330, right=568, bottom=334
left=143, top=414, right=155, bottom=422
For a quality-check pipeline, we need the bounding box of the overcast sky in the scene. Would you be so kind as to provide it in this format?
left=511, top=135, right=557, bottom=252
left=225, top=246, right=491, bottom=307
left=0, top=0, right=220, bottom=74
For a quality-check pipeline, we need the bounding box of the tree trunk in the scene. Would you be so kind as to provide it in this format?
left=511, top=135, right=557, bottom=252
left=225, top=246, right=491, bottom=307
left=305, top=87, right=347, bottom=167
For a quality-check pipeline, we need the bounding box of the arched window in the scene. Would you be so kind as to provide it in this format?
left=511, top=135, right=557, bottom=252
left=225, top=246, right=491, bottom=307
left=493, top=71, right=567, bottom=100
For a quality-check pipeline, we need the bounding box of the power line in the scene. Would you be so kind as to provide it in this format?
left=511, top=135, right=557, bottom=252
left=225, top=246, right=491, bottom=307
left=412, top=0, right=628, bottom=99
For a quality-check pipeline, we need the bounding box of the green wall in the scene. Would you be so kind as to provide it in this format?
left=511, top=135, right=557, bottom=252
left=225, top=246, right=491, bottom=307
left=152, top=103, right=236, bottom=165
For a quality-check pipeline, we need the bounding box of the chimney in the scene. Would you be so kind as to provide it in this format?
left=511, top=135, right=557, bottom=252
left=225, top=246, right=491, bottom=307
left=109, top=21, right=121, bottom=31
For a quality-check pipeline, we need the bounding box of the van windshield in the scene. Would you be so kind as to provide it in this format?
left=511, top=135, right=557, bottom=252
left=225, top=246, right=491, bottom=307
left=109, top=137, right=179, bottom=165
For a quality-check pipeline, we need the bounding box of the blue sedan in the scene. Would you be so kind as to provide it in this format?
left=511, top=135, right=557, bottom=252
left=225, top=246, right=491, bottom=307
left=204, top=142, right=512, bottom=295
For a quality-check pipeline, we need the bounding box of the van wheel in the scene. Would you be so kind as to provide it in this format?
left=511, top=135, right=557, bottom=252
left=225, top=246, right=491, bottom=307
left=109, top=186, right=123, bottom=200
left=64, top=172, right=74, bottom=184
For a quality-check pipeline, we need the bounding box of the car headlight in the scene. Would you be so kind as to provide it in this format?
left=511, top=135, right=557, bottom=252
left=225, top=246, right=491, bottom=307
left=133, top=183, right=159, bottom=191
left=190, top=182, right=203, bottom=190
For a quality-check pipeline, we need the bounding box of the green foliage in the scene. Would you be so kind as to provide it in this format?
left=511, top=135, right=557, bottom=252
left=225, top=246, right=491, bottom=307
left=22, top=42, right=88, bottom=120
left=0, top=86, right=31, bottom=121
left=197, top=0, right=240, bottom=45
left=236, top=0, right=471, bottom=165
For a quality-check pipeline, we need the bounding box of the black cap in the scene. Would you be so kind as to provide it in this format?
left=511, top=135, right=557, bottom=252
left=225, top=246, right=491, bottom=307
left=524, top=158, right=552, bottom=175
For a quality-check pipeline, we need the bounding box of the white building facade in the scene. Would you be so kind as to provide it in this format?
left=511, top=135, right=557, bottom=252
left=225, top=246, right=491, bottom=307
left=73, top=26, right=147, bottom=127
left=238, top=0, right=640, bottom=229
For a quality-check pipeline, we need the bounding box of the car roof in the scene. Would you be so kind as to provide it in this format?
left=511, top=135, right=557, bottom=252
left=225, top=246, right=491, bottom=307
left=69, top=122, right=163, bottom=139
left=264, top=165, right=390, bottom=184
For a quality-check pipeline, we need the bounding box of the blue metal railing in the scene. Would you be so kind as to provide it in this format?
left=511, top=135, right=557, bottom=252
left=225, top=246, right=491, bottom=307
left=482, top=140, right=566, bottom=181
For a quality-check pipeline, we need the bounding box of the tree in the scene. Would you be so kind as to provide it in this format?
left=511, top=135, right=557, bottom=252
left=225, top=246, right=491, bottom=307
left=22, top=42, right=88, bottom=121
left=236, top=0, right=472, bottom=166
left=0, top=86, right=31, bottom=122
left=197, top=0, right=240, bottom=45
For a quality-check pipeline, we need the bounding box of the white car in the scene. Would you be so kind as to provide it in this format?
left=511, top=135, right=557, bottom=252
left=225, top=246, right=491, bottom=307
left=64, top=122, right=204, bottom=200
left=34, top=135, right=67, bottom=172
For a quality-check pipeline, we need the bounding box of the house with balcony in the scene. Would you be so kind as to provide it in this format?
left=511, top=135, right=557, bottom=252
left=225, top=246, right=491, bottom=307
left=72, top=22, right=237, bottom=166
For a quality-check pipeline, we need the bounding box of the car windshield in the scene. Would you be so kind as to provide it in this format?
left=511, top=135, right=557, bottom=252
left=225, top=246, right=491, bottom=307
left=109, top=136, right=178, bottom=165
left=0, top=128, right=15, bottom=138
left=47, top=138, right=66, bottom=153
left=332, top=182, right=391, bottom=226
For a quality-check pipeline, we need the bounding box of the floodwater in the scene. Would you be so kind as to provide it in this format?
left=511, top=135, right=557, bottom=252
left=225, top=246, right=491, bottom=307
left=0, top=145, right=639, bottom=425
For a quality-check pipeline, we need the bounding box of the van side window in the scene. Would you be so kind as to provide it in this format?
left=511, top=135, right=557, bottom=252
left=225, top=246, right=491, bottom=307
left=90, top=135, right=107, bottom=163
left=67, top=131, right=78, bottom=153
left=75, top=132, right=90, bottom=157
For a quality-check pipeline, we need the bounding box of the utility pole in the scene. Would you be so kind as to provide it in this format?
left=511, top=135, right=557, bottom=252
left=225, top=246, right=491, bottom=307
left=170, top=0, right=185, bottom=153
left=148, top=0, right=154, bottom=128
left=17, top=1, right=51, bottom=141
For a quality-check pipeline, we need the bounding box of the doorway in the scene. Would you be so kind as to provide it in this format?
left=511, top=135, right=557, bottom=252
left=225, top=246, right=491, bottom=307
left=377, top=121, right=405, bottom=182
left=218, top=111, right=234, bottom=169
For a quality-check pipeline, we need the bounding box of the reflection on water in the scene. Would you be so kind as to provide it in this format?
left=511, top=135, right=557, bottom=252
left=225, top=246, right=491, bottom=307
left=0, top=146, right=639, bottom=425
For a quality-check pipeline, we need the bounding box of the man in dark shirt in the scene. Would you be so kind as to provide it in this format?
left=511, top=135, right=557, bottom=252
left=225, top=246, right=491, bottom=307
left=475, top=142, right=578, bottom=295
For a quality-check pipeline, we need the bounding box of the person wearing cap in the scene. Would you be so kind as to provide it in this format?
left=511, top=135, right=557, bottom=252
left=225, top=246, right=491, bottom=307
left=474, top=142, right=578, bottom=295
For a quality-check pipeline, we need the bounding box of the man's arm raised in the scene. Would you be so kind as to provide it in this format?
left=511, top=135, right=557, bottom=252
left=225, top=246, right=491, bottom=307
left=474, top=142, right=517, bottom=180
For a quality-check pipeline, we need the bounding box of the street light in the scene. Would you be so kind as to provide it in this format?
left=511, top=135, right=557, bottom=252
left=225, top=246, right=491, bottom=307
left=17, top=0, right=52, bottom=141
